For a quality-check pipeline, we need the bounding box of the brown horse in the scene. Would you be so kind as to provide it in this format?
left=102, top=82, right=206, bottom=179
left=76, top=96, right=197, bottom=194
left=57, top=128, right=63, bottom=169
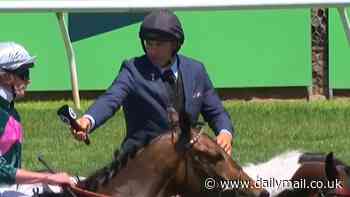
left=40, top=110, right=269, bottom=197
left=242, top=151, right=350, bottom=197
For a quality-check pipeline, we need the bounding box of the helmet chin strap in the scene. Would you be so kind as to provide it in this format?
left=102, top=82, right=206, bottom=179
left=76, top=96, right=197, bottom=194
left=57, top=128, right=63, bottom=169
left=11, top=86, right=17, bottom=100
left=6, top=86, right=16, bottom=108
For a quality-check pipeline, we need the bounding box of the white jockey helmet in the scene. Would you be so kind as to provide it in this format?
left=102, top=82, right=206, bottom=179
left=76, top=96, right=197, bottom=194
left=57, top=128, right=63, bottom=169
left=0, top=42, right=35, bottom=74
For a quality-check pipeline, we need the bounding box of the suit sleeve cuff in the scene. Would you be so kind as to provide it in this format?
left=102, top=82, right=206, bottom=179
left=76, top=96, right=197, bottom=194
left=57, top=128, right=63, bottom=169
left=219, top=129, right=232, bottom=137
left=83, top=114, right=95, bottom=132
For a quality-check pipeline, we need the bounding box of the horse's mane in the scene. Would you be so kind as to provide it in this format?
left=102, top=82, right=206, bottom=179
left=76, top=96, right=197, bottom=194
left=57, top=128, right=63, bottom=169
left=78, top=148, right=126, bottom=191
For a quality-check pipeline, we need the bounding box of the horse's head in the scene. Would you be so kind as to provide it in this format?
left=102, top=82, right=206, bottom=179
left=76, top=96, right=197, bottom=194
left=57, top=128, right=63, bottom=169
left=324, top=152, right=350, bottom=197
left=171, top=113, right=269, bottom=197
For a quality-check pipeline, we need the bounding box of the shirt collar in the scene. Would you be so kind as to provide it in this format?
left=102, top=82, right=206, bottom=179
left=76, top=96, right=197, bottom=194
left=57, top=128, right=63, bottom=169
left=0, top=85, right=14, bottom=103
left=160, top=57, right=178, bottom=79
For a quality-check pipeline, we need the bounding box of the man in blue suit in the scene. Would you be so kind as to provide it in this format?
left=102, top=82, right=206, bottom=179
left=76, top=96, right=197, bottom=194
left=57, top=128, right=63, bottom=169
left=72, top=10, right=235, bottom=157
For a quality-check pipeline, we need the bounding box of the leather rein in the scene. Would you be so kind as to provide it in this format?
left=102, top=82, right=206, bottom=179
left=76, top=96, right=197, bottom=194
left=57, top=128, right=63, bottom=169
left=68, top=185, right=111, bottom=197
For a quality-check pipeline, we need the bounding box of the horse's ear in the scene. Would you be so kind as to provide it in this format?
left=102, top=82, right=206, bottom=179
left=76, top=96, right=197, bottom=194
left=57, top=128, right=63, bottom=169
left=191, top=136, right=224, bottom=162
left=325, top=152, right=339, bottom=181
left=326, top=152, right=334, bottom=163
left=197, top=144, right=225, bottom=162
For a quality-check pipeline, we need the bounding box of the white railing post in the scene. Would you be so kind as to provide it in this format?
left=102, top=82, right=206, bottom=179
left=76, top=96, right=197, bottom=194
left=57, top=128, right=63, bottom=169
left=56, top=12, right=81, bottom=109
left=337, top=7, right=350, bottom=47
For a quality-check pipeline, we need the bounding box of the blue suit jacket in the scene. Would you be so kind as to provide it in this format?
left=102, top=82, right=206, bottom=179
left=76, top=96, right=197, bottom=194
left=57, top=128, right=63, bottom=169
left=86, top=54, right=234, bottom=153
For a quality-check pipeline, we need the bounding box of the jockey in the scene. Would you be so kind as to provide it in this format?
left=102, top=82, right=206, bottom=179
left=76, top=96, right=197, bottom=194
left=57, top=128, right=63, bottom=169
left=0, top=42, right=74, bottom=192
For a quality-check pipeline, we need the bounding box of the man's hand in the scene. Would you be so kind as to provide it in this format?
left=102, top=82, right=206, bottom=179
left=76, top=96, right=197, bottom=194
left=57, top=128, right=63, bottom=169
left=216, top=132, right=233, bottom=155
left=71, top=117, right=90, bottom=142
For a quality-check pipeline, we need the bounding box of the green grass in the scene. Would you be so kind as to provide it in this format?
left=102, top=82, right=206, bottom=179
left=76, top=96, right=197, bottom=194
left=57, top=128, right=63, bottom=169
left=16, top=99, right=350, bottom=177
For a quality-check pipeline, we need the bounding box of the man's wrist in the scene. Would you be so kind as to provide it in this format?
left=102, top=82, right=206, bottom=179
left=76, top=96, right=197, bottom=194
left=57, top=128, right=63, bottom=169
left=82, top=114, right=95, bottom=132
left=219, top=129, right=233, bottom=141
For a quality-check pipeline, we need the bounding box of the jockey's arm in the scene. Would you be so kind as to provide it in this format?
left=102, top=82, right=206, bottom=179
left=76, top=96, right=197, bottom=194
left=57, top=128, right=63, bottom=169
left=15, top=169, right=74, bottom=186
left=0, top=157, right=17, bottom=185
left=1, top=156, right=73, bottom=186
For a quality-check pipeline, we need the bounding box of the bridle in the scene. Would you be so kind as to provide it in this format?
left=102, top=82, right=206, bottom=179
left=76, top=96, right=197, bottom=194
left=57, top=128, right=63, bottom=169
left=174, top=123, right=242, bottom=197
left=184, top=123, right=205, bottom=149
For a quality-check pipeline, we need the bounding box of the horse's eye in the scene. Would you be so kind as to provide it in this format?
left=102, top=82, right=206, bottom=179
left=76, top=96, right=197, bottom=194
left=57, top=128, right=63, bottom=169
left=345, top=167, right=350, bottom=175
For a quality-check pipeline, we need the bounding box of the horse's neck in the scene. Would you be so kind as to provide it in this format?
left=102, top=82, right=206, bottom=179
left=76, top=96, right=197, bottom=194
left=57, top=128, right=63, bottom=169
left=103, top=166, right=168, bottom=196
left=84, top=134, right=182, bottom=197
left=292, top=162, right=327, bottom=180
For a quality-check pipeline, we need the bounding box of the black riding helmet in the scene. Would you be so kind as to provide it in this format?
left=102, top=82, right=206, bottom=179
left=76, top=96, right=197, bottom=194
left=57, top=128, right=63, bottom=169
left=139, top=10, right=185, bottom=54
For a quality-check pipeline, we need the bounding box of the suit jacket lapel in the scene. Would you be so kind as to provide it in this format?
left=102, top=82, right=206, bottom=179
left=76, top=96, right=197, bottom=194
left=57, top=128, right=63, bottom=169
left=157, top=78, right=170, bottom=108
left=178, top=55, right=193, bottom=113
left=143, top=57, right=169, bottom=109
